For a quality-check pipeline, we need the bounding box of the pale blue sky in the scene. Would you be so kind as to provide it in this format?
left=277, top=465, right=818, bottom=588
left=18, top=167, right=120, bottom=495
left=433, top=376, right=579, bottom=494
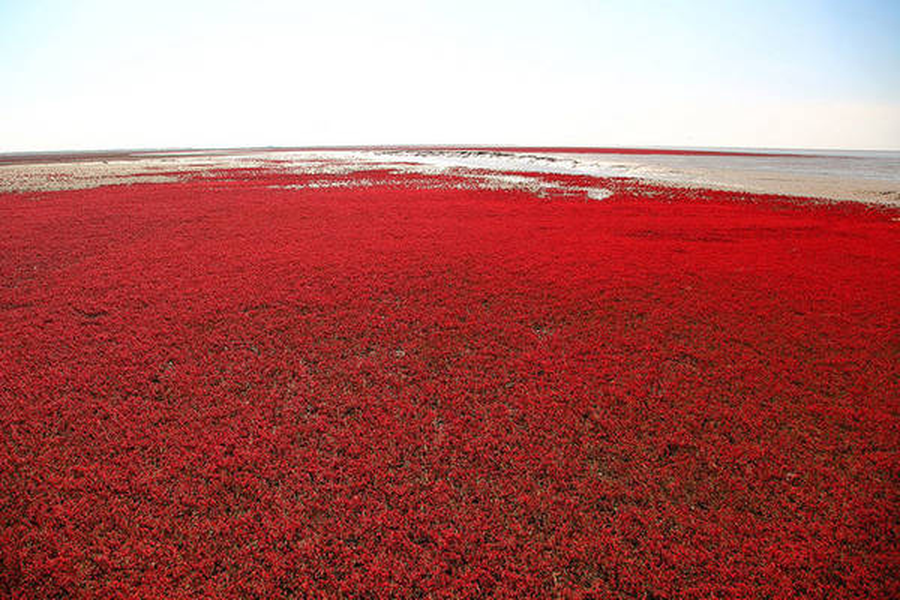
left=1, top=0, right=898, bottom=151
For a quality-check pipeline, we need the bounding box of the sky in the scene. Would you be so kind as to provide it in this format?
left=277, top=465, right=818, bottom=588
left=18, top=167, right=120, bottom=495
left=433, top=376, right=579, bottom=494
left=1, top=0, right=898, bottom=152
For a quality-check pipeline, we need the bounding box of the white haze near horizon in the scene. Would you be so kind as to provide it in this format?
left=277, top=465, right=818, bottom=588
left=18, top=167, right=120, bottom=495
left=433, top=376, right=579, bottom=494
left=0, top=0, right=898, bottom=153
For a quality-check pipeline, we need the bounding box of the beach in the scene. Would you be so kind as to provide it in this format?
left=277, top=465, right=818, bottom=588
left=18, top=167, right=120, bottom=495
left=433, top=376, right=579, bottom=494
left=2, top=147, right=898, bottom=205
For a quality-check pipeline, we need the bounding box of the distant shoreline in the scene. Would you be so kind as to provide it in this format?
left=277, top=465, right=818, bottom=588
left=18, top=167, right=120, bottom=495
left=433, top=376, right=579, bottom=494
left=3, top=145, right=888, bottom=166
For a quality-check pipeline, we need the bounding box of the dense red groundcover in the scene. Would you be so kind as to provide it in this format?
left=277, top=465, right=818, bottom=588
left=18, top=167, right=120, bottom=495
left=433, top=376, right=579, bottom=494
left=1, top=168, right=898, bottom=598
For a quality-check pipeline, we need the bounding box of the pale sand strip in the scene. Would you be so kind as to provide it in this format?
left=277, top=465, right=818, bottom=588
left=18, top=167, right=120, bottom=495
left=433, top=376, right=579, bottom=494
left=633, top=166, right=900, bottom=206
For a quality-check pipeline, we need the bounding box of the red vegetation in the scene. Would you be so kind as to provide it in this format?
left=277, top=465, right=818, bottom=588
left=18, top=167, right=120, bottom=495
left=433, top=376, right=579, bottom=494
left=1, top=168, right=898, bottom=598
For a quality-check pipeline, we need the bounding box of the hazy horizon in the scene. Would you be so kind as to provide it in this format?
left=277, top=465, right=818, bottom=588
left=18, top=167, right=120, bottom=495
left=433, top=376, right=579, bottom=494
left=3, top=144, right=900, bottom=157
left=2, top=0, right=898, bottom=153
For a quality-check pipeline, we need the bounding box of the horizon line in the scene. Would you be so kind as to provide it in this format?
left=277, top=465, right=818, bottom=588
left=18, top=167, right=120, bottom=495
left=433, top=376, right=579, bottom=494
left=2, top=143, right=899, bottom=161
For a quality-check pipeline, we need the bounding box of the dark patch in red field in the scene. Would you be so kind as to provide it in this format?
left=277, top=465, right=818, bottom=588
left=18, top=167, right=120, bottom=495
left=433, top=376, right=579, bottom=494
left=1, top=169, right=898, bottom=598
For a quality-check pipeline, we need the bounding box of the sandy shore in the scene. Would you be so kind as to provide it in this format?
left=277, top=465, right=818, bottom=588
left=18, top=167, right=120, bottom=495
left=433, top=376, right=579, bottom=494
left=637, top=167, right=900, bottom=205
left=540, top=151, right=900, bottom=205
left=1, top=148, right=898, bottom=206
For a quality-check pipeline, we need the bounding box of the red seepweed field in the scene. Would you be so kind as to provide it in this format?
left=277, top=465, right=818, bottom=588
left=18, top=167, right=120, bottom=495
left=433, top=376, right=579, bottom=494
left=1, top=159, right=899, bottom=598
